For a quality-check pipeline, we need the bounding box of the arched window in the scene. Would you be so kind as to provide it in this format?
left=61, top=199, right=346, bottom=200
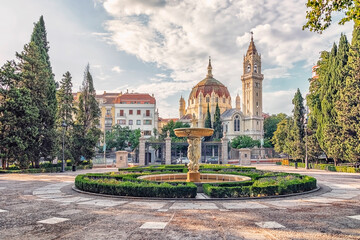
left=234, top=115, right=240, bottom=132
left=254, top=64, right=257, bottom=73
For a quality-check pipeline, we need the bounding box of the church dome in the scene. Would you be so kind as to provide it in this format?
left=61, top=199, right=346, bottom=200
left=189, top=58, right=230, bottom=99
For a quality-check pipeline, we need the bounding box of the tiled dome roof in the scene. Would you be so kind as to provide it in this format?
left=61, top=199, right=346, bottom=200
left=189, top=77, right=230, bottom=99
left=189, top=58, right=230, bottom=99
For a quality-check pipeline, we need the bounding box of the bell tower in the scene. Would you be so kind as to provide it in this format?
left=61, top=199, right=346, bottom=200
left=241, top=32, right=263, bottom=117
left=241, top=32, right=264, bottom=140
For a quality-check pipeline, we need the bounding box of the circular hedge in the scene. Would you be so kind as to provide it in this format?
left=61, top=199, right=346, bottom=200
left=75, top=164, right=317, bottom=198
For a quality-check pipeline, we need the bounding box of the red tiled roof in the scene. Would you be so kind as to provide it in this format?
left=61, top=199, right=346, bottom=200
left=115, top=93, right=156, bottom=104
left=74, top=91, right=156, bottom=104
left=158, top=118, right=179, bottom=122
left=180, top=114, right=192, bottom=120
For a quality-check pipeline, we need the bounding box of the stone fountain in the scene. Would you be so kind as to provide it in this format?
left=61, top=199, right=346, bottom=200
left=174, top=128, right=214, bottom=182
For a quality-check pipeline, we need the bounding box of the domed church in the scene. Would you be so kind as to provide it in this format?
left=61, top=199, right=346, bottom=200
left=179, top=34, right=264, bottom=141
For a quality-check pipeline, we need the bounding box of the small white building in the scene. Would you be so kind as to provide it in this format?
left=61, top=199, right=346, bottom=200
left=96, top=91, right=158, bottom=138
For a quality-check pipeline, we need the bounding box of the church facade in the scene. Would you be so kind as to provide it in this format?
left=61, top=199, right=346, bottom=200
left=179, top=35, right=264, bottom=141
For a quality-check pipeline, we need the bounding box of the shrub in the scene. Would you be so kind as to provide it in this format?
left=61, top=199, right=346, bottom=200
left=75, top=173, right=197, bottom=198
left=203, top=174, right=317, bottom=198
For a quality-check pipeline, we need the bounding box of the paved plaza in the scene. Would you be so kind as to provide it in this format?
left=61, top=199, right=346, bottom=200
left=0, top=165, right=360, bottom=239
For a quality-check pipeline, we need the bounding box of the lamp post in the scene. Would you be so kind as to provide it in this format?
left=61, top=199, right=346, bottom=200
left=61, top=121, right=67, bottom=172
left=304, top=107, right=309, bottom=169
left=103, top=128, right=106, bottom=168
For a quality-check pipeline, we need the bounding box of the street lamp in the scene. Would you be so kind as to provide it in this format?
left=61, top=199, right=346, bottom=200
left=61, top=121, right=67, bottom=172
left=304, top=107, right=309, bottom=169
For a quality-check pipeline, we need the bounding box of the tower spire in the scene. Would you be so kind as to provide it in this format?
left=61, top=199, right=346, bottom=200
left=247, top=32, right=257, bottom=55
left=207, top=56, right=213, bottom=78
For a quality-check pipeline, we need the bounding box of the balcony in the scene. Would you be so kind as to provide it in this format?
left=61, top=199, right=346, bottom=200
left=105, top=114, right=112, bottom=119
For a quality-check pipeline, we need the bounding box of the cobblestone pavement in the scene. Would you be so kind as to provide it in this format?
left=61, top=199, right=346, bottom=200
left=0, top=165, right=360, bottom=239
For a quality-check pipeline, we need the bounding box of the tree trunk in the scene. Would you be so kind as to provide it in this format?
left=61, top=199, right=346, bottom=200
left=35, top=158, right=40, bottom=168
left=1, top=159, right=6, bottom=170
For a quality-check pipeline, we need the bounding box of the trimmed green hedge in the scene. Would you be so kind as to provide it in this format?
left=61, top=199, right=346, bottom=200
left=0, top=163, right=92, bottom=174
left=76, top=165, right=317, bottom=199
left=75, top=173, right=197, bottom=198
left=286, top=162, right=360, bottom=173
left=203, top=175, right=317, bottom=198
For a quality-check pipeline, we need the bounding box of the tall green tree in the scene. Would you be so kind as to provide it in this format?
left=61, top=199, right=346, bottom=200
left=103, top=125, right=141, bottom=151
left=57, top=72, right=74, bottom=127
left=31, top=16, right=57, bottom=163
left=71, top=65, right=101, bottom=165
left=290, top=89, right=305, bottom=161
left=337, top=25, right=360, bottom=163
left=231, top=135, right=260, bottom=149
left=204, top=103, right=212, bottom=128
left=159, top=120, right=190, bottom=141
left=57, top=71, right=75, bottom=161
left=272, top=118, right=293, bottom=157
left=16, top=41, right=54, bottom=166
left=264, top=113, right=287, bottom=147
left=0, top=61, right=39, bottom=169
left=15, top=16, right=57, bottom=166
left=303, top=0, right=360, bottom=33
left=310, top=35, right=349, bottom=164
left=306, top=115, right=323, bottom=162
left=213, top=103, right=222, bottom=139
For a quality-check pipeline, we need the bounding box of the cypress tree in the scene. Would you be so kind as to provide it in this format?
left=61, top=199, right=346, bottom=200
left=213, top=103, right=222, bottom=139
left=16, top=41, right=53, bottom=166
left=306, top=115, right=323, bottom=163
left=290, top=89, right=305, bottom=161
left=323, top=34, right=349, bottom=165
left=204, top=103, right=212, bottom=128
left=337, top=24, right=360, bottom=163
left=0, top=61, right=39, bottom=169
left=57, top=71, right=75, bottom=161
left=308, top=34, right=350, bottom=165
left=32, top=16, right=58, bottom=163
left=71, top=65, right=101, bottom=165
left=15, top=16, right=57, bottom=166
left=57, top=72, right=74, bottom=127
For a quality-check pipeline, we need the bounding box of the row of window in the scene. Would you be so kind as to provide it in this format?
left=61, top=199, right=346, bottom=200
left=107, top=109, right=151, bottom=116
left=190, top=97, right=228, bottom=105
left=119, top=101, right=150, bottom=104
left=224, top=116, right=260, bottom=133
left=116, top=119, right=152, bottom=125
left=245, top=82, right=261, bottom=89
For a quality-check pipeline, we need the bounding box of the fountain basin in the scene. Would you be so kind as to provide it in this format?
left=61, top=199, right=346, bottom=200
left=138, top=173, right=251, bottom=183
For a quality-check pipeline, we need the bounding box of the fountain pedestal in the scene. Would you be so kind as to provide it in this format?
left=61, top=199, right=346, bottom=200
left=187, top=172, right=201, bottom=182
left=174, top=128, right=214, bottom=182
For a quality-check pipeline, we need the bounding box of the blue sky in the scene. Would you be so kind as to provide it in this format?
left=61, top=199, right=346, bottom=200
left=0, top=0, right=354, bottom=118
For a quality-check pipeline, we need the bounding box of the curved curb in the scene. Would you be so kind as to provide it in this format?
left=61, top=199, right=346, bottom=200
left=71, top=184, right=322, bottom=201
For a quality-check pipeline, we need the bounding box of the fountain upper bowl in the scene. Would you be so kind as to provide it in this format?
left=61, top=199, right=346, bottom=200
left=174, top=128, right=214, bottom=138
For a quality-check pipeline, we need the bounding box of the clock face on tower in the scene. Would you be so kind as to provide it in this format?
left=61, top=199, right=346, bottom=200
left=247, top=64, right=251, bottom=72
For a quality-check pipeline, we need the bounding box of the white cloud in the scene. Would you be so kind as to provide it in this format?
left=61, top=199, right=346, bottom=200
left=263, top=67, right=291, bottom=80
left=263, top=90, right=296, bottom=115
left=98, top=0, right=353, bottom=116
left=111, top=66, right=123, bottom=73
